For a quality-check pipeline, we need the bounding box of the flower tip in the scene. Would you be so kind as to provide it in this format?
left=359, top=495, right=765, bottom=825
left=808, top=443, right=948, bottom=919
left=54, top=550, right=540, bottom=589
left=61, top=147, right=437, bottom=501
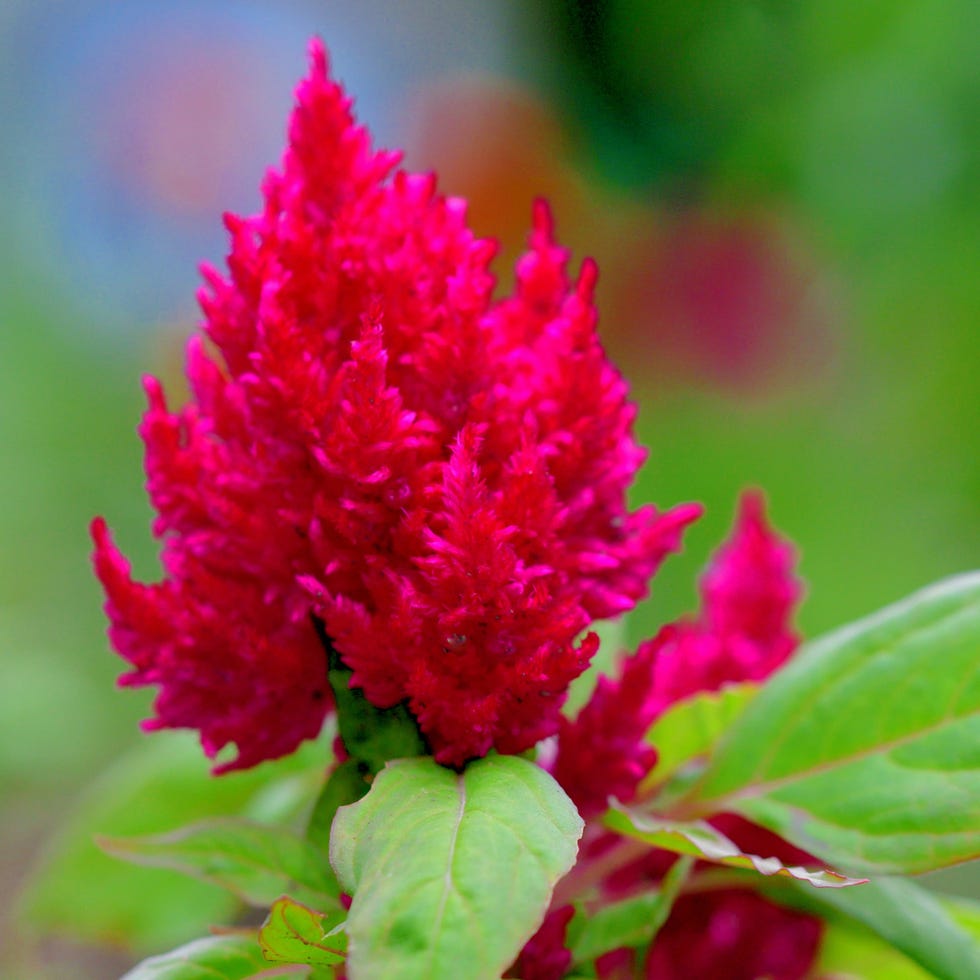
left=221, top=211, right=243, bottom=234
left=531, top=197, right=554, bottom=239
left=678, top=500, right=706, bottom=527
left=296, top=574, right=325, bottom=600
left=738, top=487, right=768, bottom=524
left=307, top=36, right=328, bottom=78
left=141, top=374, right=165, bottom=408
left=580, top=630, right=601, bottom=661
left=90, top=515, right=108, bottom=544
left=577, top=257, right=599, bottom=298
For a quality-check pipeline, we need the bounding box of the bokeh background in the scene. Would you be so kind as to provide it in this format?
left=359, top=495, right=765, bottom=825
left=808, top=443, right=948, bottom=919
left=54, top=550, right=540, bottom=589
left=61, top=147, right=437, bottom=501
left=1, top=1, right=977, bottom=976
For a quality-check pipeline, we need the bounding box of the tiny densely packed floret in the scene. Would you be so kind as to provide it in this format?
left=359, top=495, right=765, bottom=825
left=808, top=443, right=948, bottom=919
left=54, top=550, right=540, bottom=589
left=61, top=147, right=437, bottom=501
left=92, top=40, right=699, bottom=770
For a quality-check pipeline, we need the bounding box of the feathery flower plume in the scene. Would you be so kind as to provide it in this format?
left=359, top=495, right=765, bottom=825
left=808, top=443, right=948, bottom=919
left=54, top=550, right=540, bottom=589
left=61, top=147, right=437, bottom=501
left=92, top=40, right=700, bottom=770
left=552, top=491, right=801, bottom=815
left=544, top=494, right=812, bottom=977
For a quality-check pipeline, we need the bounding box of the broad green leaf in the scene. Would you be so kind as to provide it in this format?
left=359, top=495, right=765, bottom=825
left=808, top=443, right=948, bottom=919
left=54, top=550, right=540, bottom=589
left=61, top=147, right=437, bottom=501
left=945, top=893, right=980, bottom=939
left=120, top=934, right=274, bottom=979
left=687, top=574, right=980, bottom=876
left=641, top=682, right=758, bottom=790
left=19, top=730, right=326, bottom=951
left=778, top=876, right=980, bottom=980
left=99, top=817, right=338, bottom=909
left=605, top=805, right=864, bottom=887
left=816, top=915, right=931, bottom=979
left=259, top=896, right=347, bottom=967
left=330, top=755, right=583, bottom=980
left=323, top=624, right=426, bottom=774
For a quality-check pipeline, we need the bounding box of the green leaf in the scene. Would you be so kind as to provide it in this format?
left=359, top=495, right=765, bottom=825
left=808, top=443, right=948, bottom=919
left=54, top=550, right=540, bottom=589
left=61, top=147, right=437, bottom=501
left=779, top=876, right=980, bottom=980
left=98, top=817, right=339, bottom=909
left=686, top=573, right=980, bottom=876
left=570, top=893, right=663, bottom=966
left=641, top=682, right=758, bottom=790
left=259, top=896, right=347, bottom=967
left=19, top=731, right=325, bottom=952
left=120, top=934, right=273, bottom=979
left=330, top=755, right=583, bottom=980
left=605, top=805, right=864, bottom=887
left=570, top=857, right=692, bottom=967
left=816, top=914, right=932, bottom=979
left=945, top=893, right=980, bottom=939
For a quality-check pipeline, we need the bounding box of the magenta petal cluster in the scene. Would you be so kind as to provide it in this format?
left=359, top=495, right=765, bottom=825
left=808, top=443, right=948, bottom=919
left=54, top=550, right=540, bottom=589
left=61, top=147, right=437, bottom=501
left=551, top=491, right=801, bottom=814
left=550, top=638, right=661, bottom=820
left=91, top=40, right=699, bottom=770
left=647, top=489, right=802, bottom=711
left=640, top=887, right=822, bottom=980
left=505, top=905, right=576, bottom=980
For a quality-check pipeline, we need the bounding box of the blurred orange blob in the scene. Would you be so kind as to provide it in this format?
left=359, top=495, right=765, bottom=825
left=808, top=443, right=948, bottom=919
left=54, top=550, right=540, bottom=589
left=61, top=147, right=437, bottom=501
left=401, top=78, right=836, bottom=401
left=403, top=77, right=589, bottom=266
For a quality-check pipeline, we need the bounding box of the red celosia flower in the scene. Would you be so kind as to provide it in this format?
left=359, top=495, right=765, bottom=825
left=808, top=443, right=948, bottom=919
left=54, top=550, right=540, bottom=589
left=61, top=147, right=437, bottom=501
left=551, top=492, right=817, bottom=978
left=92, top=39, right=699, bottom=770
left=504, top=905, right=576, bottom=980
left=550, top=639, right=660, bottom=819
left=551, top=490, right=800, bottom=814
left=647, top=489, right=801, bottom=712
left=641, top=887, right=823, bottom=980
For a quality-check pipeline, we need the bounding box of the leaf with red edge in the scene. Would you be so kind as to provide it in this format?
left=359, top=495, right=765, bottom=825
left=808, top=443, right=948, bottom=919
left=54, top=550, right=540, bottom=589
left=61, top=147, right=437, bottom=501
left=259, top=896, right=347, bottom=967
left=120, top=934, right=273, bottom=979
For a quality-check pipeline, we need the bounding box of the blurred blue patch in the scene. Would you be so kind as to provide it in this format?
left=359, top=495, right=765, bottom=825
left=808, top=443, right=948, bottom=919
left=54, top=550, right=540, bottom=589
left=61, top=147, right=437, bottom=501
left=3, top=0, right=318, bottom=337
left=1, top=0, right=516, bottom=344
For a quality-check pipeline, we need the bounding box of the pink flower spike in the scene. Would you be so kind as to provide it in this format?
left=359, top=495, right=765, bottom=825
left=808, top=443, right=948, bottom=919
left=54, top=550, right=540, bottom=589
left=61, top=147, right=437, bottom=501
left=650, top=491, right=804, bottom=713
left=701, top=489, right=802, bottom=655
left=643, top=888, right=822, bottom=980
left=549, top=492, right=802, bottom=813
left=505, top=904, right=576, bottom=980
left=91, top=38, right=699, bottom=770
left=551, top=639, right=661, bottom=819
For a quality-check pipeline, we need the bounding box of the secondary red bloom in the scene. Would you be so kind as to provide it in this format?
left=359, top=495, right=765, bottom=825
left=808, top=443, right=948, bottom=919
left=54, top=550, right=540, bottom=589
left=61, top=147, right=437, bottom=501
left=550, top=638, right=660, bottom=819
left=642, top=888, right=822, bottom=980
left=504, top=905, right=575, bottom=980
left=549, top=492, right=817, bottom=978
left=648, top=489, right=801, bottom=711
left=92, top=39, right=699, bottom=770
left=551, top=490, right=800, bottom=814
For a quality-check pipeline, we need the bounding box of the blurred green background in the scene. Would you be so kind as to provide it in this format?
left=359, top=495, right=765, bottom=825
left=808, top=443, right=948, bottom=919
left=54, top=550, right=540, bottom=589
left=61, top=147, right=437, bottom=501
left=1, top=0, right=977, bottom=976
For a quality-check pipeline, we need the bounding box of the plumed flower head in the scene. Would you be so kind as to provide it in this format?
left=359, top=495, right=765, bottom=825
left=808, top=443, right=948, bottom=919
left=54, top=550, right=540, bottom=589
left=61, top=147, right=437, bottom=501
left=640, top=888, right=822, bottom=980
left=551, top=491, right=801, bottom=813
left=650, top=489, right=802, bottom=710
left=92, top=39, right=700, bottom=770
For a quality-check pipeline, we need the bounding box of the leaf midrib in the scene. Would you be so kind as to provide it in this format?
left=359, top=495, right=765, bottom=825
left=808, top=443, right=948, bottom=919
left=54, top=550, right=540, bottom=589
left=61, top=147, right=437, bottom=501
left=691, top=588, right=980, bottom=814
left=736, top=593, right=978, bottom=794
left=423, top=772, right=467, bottom=975
left=696, top=709, right=977, bottom=816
